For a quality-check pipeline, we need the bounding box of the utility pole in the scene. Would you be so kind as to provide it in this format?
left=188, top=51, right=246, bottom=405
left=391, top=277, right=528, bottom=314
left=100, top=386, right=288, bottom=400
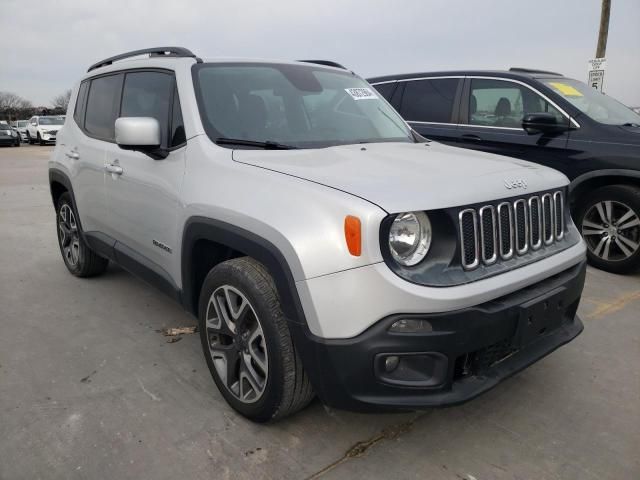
left=596, top=0, right=611, bottom=58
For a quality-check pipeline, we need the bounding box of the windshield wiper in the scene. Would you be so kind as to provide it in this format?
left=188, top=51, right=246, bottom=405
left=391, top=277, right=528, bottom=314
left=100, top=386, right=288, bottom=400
left=622, top=123, right=640, bottom=127
left=215, top=138, right=297, bottom=150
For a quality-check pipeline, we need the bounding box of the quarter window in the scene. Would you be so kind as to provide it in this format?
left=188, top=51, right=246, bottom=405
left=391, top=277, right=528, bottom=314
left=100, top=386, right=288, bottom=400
left=74, top=81, right=89, bottom=127
left=400, top=78, right=459, bottom=123
left=469, top=79, right=567, bottom=128
left=85, top=74, right=123, bottom=140
left=121, top=71, right=173, bottom=148
left=170, top=85, right=186, bottom=147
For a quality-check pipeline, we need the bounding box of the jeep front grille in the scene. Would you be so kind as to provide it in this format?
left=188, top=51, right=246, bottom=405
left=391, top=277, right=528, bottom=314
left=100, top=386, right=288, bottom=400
left=459, top=190, right=566, bottom=270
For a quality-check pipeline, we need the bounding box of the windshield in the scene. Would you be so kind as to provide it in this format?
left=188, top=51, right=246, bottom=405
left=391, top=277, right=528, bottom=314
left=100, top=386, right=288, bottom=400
left=543, top=78, right=640, bottom=126
left=39, top=116, right=65, bottom=125
left=193, top=63, right=413, bottom=149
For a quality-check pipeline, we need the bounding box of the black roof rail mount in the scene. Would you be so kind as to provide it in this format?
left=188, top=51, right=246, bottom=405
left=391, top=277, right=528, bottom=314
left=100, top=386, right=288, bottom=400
left=88, top=46, right=200, bottom=72
left=298, top=60, right=347, bottom=70
left=509, top=67, right=563, bottom=76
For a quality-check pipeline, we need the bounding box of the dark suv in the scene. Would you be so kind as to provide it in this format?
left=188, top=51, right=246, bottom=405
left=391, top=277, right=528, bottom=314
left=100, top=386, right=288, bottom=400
left=368, top=68, right=640, bottom=273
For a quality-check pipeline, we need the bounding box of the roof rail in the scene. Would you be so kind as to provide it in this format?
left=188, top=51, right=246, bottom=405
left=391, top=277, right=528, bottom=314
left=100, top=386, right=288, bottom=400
left=298, top=60, right=347, bottom=70
left=88, top=47, right=200, bottom=72
left=509, top=67, right=563, bottom=76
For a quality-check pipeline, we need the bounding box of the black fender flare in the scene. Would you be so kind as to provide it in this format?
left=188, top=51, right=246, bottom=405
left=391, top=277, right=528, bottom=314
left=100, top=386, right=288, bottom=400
left=181, top=216, right=307, bottom=326
left=570, top=169, right=640, bottom=196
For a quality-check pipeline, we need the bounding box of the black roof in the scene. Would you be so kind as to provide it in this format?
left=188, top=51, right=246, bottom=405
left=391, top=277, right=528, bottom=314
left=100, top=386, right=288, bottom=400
left=367, top=68, right=564, bottom=84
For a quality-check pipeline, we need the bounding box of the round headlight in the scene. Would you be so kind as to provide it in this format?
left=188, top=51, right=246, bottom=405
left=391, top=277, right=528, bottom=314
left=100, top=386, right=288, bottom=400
left=388, top=212, right=432, bottom=266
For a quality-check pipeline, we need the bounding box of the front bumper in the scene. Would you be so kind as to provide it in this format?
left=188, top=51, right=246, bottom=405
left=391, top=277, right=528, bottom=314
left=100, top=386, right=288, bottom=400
left=0, top=136, right=18, bottom=145
left=290, top=260, right=586, bottom=411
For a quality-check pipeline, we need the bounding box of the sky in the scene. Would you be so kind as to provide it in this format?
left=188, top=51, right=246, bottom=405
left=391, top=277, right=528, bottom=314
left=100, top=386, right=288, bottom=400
left=1, top=0, right=639, bottom=107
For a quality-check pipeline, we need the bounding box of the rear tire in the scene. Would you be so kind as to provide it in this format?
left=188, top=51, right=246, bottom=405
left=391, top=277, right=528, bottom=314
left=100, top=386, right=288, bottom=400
left=56, top=192, right=109, bottom=277
left=198, top=257, right=314, bottom=422
left=576, top=185, right=640, bottom=274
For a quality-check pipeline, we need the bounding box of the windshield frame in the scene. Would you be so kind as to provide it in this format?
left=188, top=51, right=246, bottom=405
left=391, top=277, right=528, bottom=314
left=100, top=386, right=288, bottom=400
left=191, top=62, right=414, bottom=149
left=541, top=77, right=640, bottom=127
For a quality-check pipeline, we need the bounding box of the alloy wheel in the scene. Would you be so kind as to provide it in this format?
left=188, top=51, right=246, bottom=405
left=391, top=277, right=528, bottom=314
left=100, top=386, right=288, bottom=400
left=582, top=200, right=640, bottom=261
left=205, top=285, right=268, bottom=404
left=58, top=204, right=81, bottom=266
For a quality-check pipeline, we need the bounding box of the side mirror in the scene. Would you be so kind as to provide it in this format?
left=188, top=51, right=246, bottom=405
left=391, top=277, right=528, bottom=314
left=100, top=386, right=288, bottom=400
left=522, top=113, right=569, bottom=135
left=115, top=117, right=167, bottom=158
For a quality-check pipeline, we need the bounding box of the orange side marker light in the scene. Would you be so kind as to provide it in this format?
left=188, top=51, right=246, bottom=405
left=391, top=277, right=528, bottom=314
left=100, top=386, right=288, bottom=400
left=344, top=215, right=362, bottom=257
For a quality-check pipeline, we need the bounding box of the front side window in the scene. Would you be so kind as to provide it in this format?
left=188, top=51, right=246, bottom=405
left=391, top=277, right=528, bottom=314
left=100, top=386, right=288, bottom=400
left=372, top=82, right=397, bottom=102
left=469, top=79, right=567, bottom=128
left=543, top=78, right=640, bottom=126
left=193, top=63, right=412, bottom=149
left=85, top=74, right=122, bottom=140
left=400, top=78, right=459, bottom=123
left=120, top=71, right=173, bottom=148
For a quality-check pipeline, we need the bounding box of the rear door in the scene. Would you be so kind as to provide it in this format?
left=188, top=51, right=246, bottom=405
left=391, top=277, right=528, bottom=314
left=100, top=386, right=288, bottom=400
left=455, top=77, right=573, bottom=171
left=395, top=77, right=462, bottom=144
left=103, top=70, right=187, bottom=286
left=72, top=73, right=123, bottom=234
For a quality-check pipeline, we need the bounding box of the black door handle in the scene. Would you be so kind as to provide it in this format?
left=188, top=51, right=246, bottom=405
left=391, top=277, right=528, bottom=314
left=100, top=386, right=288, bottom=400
left=461, top=134, right=482, bottom=142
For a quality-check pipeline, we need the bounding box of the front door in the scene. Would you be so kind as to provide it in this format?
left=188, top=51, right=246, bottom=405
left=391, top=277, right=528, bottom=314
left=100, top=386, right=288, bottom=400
left=456, top=78, right=573, bottom=175
left=104, top=70, right=187, bottom=285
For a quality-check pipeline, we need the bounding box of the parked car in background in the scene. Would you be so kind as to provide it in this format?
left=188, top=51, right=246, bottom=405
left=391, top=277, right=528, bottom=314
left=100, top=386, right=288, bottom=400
left=369, top=68, right=640, bottom=273
left=26, top=115, right=65, bottom=145
left=0, top=123, right=21, bottom=147
left=11, top=120, right=30, bottom=142
left=49, top=48, right=587, bottom=422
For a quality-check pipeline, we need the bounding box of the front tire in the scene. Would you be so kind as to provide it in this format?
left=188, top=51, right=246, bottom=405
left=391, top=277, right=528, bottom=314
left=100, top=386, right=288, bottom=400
left=38, top=132, right=45, bottom=146
left=198, top=257, right=314, bottom=422
left=576, top=185, right=640, bottom=274
left=56, top=192, right=109, bottom=277
left=27, top=132, right=34, bottom=144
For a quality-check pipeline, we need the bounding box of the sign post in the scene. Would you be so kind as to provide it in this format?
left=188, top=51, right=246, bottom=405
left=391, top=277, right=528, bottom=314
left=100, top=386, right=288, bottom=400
left=588, top=58, right=606, bottom=92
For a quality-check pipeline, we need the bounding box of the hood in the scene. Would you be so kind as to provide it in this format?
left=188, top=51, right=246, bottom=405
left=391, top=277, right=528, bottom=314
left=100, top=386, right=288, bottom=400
left=233, top=142, right=568, bottom=212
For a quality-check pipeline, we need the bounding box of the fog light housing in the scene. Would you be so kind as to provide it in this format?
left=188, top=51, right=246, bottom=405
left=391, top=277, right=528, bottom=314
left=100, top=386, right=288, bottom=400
left=389, top=318, right=433, bottom=333
left=374, top=352, right=448, bottom=387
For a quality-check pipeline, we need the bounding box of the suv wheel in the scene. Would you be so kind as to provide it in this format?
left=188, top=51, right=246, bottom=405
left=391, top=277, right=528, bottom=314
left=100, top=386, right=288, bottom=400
left=198, top=257, right=314, bottom=422
left=56, top=192, right=109, bottom=277
left=577, top=185, right=640, bottom=273
left=27, top=132, right=34, bottom=144
left=38, top=132, right=45, bottom=146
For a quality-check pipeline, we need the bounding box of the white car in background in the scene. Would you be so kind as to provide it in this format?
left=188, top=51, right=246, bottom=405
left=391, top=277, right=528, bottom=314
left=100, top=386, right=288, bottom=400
left=11, top=120, right=30, bottom=142
left=26, top=115, right=65, bottom=145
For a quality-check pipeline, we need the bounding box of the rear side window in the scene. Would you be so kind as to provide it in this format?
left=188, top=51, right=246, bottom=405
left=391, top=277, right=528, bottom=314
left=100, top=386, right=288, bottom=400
left=400, top=78, right=459, bottom=123
left=85, top=74, right=123, bottom=140
left=121, top=71, right=173, bottom=148
left=74, top=81, right=89, bottom=127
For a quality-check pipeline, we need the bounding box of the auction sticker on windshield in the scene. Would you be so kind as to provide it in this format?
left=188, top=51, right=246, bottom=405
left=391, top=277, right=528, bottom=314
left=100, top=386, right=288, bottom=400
left=345, top=87, right=378, bottom=100
left=548, top=82, right=583, bottom=97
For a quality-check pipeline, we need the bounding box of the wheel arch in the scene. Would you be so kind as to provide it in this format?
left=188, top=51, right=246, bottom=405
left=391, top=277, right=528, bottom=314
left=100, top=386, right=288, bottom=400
left=570, top=170, right=640, bottom=210
left=181, top=217, right=307, bottom=326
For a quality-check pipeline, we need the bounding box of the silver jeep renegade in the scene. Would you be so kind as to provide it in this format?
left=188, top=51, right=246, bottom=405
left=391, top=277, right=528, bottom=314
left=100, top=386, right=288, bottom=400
left=49, top=47, right=587, bottom=422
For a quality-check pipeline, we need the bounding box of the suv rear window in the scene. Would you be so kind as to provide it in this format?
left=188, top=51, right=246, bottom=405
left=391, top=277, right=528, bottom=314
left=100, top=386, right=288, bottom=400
left=400, top=78, right=459, bottom=123
left=85, top=74, right=123, bottom=140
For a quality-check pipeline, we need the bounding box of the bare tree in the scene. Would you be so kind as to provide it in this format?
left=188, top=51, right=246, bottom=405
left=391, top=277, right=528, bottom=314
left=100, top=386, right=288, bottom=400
left=0, top=91, right=33, bottom=122
left=51, top=89, right=72, bottom=112
left=0, top=92, right=24, bottom=111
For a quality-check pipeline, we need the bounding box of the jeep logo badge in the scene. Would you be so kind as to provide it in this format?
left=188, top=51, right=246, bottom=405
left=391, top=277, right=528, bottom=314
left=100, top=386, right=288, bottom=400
left=504, top=179, right=527, bottom=190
